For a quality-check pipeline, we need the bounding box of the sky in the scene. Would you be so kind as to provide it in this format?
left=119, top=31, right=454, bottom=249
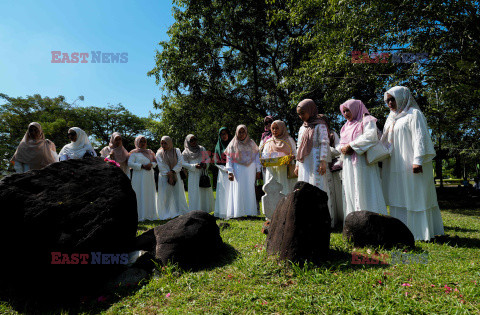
left=0, top=0, right=176, bottom=118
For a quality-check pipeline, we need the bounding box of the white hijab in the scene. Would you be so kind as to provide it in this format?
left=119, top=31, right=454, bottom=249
left=383, top=86, right=421, bottom=143
left=59, top=127, right=94, bottom=159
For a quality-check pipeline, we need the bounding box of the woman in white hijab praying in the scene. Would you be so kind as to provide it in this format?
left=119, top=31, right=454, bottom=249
left=59, top=127, right=97, bottom=161
left=128, top=135, right=158, bottom=222
left=156, top=136, right=188, bottom=220
left=100, top=132, right=130, bottom=176
left=382, top=86, right=444, bottom=241
left=225, top=125, right=261, bottom=219
left=182, top=134, right=214, bottom=213
left=11, top=122, right=58, bottom=172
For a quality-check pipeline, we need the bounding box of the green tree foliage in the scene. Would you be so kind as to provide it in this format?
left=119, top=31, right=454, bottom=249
left=151, top=0, right=479, bottom=177
left=0, top=94, right=150, bottom=173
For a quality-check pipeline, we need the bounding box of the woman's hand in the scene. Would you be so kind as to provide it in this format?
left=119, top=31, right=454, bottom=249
left=294, top=166, right=299, bottom=176
left=142, top=163, right=152, bottom=171
left=195, top=163, right=202, bottom=169
left=413, top=164, right=423, bottom=173
left=318, top=160, right=327, bottom=175
left=341, top=145, right=354, bottom=155
left=228, top=173, right=234, bottom=181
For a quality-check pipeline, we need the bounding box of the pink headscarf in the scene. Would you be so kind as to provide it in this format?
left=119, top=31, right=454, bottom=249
left=100, top=132, right=129, bottom=163
left=296, top=99, right=327, bottom=162
left=129, top=135, right=156, bottom=162
left=225, top=125, right=259, bottom=166
left=339, top=99, right=376, bottom=164
left=263, top=120, right=295, bottom=156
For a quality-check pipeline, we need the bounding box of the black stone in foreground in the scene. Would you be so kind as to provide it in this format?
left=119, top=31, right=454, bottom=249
left=342, top=210, right=415, bottom=248
left=0, top=157, right=138, bottom=298
left=266, top=181, right=331, bottom=264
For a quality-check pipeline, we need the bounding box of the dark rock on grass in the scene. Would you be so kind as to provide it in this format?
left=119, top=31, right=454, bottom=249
left=135, top=211, right=226, bottom=270
left=343, top=210, right=415, bottom=248
left=266, top=181, right=331, bottom=264
left=0, top=157, right=137, bottom=299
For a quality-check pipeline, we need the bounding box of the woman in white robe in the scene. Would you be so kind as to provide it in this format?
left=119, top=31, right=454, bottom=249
left=100, top=132, right=130, bottom=176
left=11, top=122, right=58, bottom=172
left=226, top=125, right=262, bottom=219
left=320, top=114, right=345, bottom=227
left=262, top=120, right=297, bottom=196
left=337, top=99, right=387, bottom=218
left=182, top=134, right=214, bottom=213
left=156, top=136, right=188, bottom=220
left=213, top=127, right=232, bottom=219
left=128, top=135, right=158, bottom=222
left=59, top=127, right=97, bottom=161
left=294, top=100, right=334, bottom=221
left=382, top=86, right=444, bottom=241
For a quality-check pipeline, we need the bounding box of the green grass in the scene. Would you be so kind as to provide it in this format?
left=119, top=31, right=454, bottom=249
left=2, top=207, right=479, bottom=314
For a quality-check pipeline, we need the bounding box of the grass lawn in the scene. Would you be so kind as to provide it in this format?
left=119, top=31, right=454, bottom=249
left=1, top=206, right=479, bottom=313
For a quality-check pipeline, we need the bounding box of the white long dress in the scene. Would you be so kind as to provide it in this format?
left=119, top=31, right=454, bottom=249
left=329, top=132, right=345, bottom=227
left=183, top=147, right=214, bottom=213
left=382, top=108, right=444, bottom=241
left=214, top=158, right=231, bottom=219
left=262, top=137, right=297, bottom=197
left=156, top=148, right=189, bottom=220
left=337, top=120, right=387, bottom=218
left=226, top=153, right=261, bottom=219
left=128, top=153, right=158, bottom=221
left=296, top=124, right=337, bottom=224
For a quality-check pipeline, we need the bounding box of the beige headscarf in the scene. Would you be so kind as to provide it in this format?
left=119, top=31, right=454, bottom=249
left=100, top=132, right=129, bottom=163
left=263, top=120, right=295, bottom=156
left=225, top=125, right=259, bottom=166
left=296, top=99, right=327, bottom=162
left=157, top=136, right=178, bottom=170
left=182, top=134, right=205, bottom=163
left=129, top=135, right=156, bottom=162
left=11, top=122, right=57, bottom=170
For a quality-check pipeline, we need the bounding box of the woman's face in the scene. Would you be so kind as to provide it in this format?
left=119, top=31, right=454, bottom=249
left=342, top=107, right=354, bottom=121
left=297, top=107, right=310, bottom=122
left=386, top=93, right=397, bottom=111
left=28, top=125, right=40, bottom=140
left=113, top=135, right=122, bottom=147
left=271, top=123, right=281, bottom=137
left=237, top=128, right=247, bottom=141
left=161, top=140, right=168, bottom=150
left=189, top=137, right=198, bottom=147
left=139, top=137, right=147, bottom=149
left=67, top=130, right=78, bottom=142
left=220, top=130, right=229, bottom=142
left=160, top=140, right=168, bottom=150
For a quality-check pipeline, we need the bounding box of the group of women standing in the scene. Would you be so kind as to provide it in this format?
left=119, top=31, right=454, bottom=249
left=10, top=85, right=444, bottom=241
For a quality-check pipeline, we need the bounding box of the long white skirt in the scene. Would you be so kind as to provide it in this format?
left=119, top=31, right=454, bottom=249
left=390, top=206, right=444, bottom=241
left=226, top=163, right=258, bottom=219
left=131, top=169, right=158, bottom=221
left=157, top=172, right=188, bottom=220
left=187, top=169, right=214, bottom=213
left=214, top=169, right=231, bottom=219
left=342, top=153, right=387, bottom=218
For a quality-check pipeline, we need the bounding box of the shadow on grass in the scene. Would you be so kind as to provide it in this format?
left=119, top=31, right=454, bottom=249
left=431, top=234, right=480, bottom=249
left=442, top=208, right=480, bottom=217
left=444, top=225, right=479, bottom=233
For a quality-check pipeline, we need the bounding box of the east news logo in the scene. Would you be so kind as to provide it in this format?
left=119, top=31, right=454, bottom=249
left=51, top=51, right=128, bottom=63
left=51, top=252, right=128, bottom=264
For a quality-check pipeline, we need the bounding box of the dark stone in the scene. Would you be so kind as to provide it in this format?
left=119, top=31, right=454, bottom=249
left=266, top=181, right=331, bottom=264
left=342, top=210, right=415, bottom=248
left=135, top=211, right=224, bottom=269
left=0, top=157, right=137, bottom=297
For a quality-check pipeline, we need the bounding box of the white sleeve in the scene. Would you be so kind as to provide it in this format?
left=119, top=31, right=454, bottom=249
left=411, top=109, right=436, bottom=165
left=330, top=132, right=341, bottom=157
left=173, top=149, right=184, bottom=173
left=350, top=120, right=378, bottom=155
left=128, top=153, right=142, bottom=171
left=181, top=151, right=197, bottom=172
left=315, top=124, right=329, bottom=161
left=156, top=153, right=170, bottom=176
left=296, top=127, right=304, bottom=167
left=226, top=154, right=234, bottom=174
left=14, top=162, right=25, bottom=173
left=59, top=154, right=68, bottom=161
